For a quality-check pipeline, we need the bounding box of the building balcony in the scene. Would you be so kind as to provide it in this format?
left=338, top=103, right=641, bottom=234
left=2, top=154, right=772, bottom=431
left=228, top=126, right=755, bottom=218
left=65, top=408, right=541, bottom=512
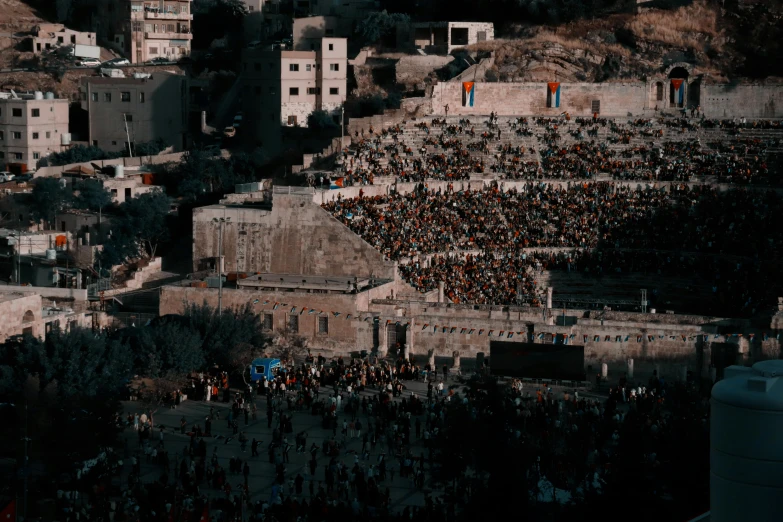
left=131, top=11, right=193, bottom=21
left=145, top=31, right=193, bottom=40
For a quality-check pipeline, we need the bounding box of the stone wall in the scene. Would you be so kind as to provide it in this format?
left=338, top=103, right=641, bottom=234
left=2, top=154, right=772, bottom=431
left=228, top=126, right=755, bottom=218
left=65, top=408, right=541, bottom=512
left=281, top=101, right=316, bottom=127
left=430, top=81, right=649, bottom=116
left=0, top=292, right=42, bottom=342
left=192, top=194, right=398, bottom=279
left=700, top=84, right=783, bottom=118
left=395, top=55, right=454, bottom=88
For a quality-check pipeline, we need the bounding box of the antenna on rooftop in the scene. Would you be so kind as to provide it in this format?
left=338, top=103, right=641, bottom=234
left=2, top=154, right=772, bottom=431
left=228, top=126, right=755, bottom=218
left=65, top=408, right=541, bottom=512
left=10, top=89, right=18, bottom=99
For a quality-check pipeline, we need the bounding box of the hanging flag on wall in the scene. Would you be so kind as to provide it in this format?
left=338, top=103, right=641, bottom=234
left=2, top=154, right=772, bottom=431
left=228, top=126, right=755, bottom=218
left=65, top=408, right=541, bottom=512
left=671, top=79, right=684, bottom=105
left=547, top=82, right=561, bottom=108
left=462, top=82, right=475, bottom=107
left=329, top=177, right=345, bottom=189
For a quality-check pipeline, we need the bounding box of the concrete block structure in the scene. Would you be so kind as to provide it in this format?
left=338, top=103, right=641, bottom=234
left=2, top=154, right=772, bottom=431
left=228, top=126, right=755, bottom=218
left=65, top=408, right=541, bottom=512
left=241, top=37, right=347, bottom=148
left=31, top=24, right=97, bottom=54
left=0, top=91, right=69, bottom=170
left=79, top=72, right=189, bottom=152
left=406, top=21, right=494, bottom=55
left=0, top=291, right=94, bottom=343
left=98, top=0, right=194, bottom=64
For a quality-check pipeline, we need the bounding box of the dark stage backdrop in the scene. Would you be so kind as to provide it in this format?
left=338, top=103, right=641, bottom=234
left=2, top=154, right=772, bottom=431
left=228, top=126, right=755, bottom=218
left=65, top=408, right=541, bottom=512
left=489, top=342, right=585, bottom=380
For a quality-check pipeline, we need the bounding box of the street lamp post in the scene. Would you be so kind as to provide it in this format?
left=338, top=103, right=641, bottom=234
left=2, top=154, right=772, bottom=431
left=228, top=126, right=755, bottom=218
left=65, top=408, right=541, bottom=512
left=341, top=105, right=345, bottom=148
left=213, top=217, right=231, bottom=315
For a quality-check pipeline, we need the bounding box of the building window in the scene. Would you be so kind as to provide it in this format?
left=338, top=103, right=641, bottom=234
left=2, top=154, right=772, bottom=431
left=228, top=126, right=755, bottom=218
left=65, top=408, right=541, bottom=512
left=0, top=131, right=3, bottom=140
left=121, top=91, right=131, bottom=102
left=591, top=100, right=600, bottom=114
left=12, top=108, right=22, bottom=117
left=31, top=108, right=40, bottom=117
left=12, top=132, right=21, bottom=139
left=329, top=63, right=339, bottom=71
left=307, top=87, right=317, bottom=95
left=46, top=131, right=51, bottom=139
left=33, top=152, right=40, bottom=160
left=139, top=92, right=145, bottom=103
left=318, top=316, right=328, bottom=334
left=32, top=132, right=39, bottom=139
left=288, top=115, right=297, bottom=125
left=289, top=87, right=299, bottom=96
left=306, top=64, right=311, bottom=71
left=124, top=114, right=133, bottom=122
left=93, top=140, right=98, bottom=146
left=104, top=93, right=112, bottom=102
left=289, top=63, right=299, bottom=72
left=329, top=87, right=339, bottom=95
left=112, top=141, right=117, bottom=145
left=150, top=47, right=158, bottom=55
left=91, top=92, right=98, bottom=102
left=13, top=153, right=22, bottom=160
left=263, top=314, right=273, bottom=330
left=328, top=43, right=334, bottom=51
left=288, top=315, right=299, bottom=333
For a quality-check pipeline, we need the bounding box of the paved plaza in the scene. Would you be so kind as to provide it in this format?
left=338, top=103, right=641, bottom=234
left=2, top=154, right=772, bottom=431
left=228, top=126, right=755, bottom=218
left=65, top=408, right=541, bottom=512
left=121, top=378, right=444, bottom=515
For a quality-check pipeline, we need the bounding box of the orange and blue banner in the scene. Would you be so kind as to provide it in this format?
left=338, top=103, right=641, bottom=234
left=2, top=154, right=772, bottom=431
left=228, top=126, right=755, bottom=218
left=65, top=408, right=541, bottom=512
left=329, top=177, right=345, bottom=189
left=671, top=79, right=684, bottom=105
left=462, top=82, right=474, bottom=107
left=547, top=82, right=560, bottom=108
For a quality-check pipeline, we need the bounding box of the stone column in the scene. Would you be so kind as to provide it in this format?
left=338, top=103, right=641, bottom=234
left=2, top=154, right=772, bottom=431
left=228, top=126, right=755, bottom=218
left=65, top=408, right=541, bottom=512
left=738, top=337, right=750, bottom=364
left=438, top=281, right=445, bottom=303
left=601, top=363, right=608, bottom=379
left=627, top=358, right=634, bottom=380
left=452, top=351, right=461, bottom=370
left=427, top=349, right=436, bottom=368
left=546, top=287, right=553, bottom=310
left=402, top=344, right=409, bottom=361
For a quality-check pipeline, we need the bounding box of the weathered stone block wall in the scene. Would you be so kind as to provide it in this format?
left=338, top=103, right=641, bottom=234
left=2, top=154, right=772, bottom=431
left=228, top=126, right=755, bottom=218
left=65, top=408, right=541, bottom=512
left=0, top=292, right=43, bottom=342
left=700, top=84, right=783, bottom=118
left=192, top=194, right=397, bottom=279
left=430, top=81, right=649, bottom=116
left=395, top=55, right=454, bottom=86
left=281, top=101, right=316, bottom=126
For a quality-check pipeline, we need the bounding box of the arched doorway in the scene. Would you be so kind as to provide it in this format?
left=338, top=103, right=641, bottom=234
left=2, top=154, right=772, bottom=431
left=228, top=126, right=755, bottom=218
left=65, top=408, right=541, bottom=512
left=668, top=66, right=689, bottom=109
left=22, top=310, right=35, bottom=322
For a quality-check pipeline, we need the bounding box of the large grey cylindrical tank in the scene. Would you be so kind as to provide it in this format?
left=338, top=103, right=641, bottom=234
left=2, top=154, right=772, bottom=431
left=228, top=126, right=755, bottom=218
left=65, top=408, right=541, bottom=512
left=711, top=360, right=783, bottom=522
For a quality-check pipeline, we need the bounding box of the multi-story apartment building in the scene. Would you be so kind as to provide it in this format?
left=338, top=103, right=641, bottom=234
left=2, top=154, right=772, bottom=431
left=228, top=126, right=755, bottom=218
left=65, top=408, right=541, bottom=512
left=241, top=37, right=347, bottom=149
left=0, top=92, right=69, bottom=170
left=127, top=0, right=193, bottom=63
left=79, top=72, right=189, bottom=152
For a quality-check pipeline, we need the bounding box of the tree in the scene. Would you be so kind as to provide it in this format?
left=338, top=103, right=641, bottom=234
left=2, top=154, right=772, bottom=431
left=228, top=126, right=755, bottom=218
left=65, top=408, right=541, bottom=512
left=39, top=145, right=117, bottom=167
left=30, top=178, right=72, bottom=228
left=73, top=179, right=112, bottom=212
left=119, top=191, right=171, bottom=258
left=193, top=0, right=248, bottom=51
left=123, top=319, right=205, bottom=378
left=356, top=10, right=410, bottom=46
left=307, top=110, right=338, bottom=130
left=55, top=0, right=72, bottom=22
left=266, top=332, right=309, bottom=363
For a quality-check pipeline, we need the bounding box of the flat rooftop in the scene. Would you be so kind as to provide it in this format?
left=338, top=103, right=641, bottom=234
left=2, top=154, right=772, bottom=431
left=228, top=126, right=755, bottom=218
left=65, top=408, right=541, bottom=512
left=0, top=291, right=36, bottom=304
left=237, top=273, right=392, bottom=293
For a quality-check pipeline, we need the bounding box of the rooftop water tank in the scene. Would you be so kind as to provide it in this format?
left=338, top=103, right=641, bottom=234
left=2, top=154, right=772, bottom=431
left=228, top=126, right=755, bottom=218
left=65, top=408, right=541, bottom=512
left=45, top=248, right=57, bottom=260
left=114, top=164, right=124, bottom=178
left=44, top=92, right=54, bottom=100
left=61, top=133, right=72, bottom=146
left=34, top=91, right=43, bottom=100
left=710, top=360, right=783, bottom=522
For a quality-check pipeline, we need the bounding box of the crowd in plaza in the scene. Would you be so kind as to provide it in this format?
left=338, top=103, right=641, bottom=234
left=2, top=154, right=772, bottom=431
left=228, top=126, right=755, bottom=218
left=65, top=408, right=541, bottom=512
left=46, top=354, right=711, bottom=521
left=338, top=115, right=780, bottom=185
left=324, top=183, right=783, bottom=314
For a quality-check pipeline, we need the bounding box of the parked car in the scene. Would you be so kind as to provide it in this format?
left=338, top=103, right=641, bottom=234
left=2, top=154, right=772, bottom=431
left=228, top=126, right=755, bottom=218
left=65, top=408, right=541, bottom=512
left=223, top=126, right=236, bottom=138
left=103, top=57, right=130, bottom=67
left=75, top=58, right=101, bottom=67
left=147, top=56, right=172, bottom=64
left=14, top=174, right=32, bottom=183
left=0, top=171, right=15, bottom=182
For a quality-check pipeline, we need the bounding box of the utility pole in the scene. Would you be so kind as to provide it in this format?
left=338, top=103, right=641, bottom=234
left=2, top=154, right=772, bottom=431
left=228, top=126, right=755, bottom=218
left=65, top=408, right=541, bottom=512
left=124, top=113, right=133, bottom=158
left=341, top=104, right=345, bottom=148
left=214, top=217, right=231, bottom=315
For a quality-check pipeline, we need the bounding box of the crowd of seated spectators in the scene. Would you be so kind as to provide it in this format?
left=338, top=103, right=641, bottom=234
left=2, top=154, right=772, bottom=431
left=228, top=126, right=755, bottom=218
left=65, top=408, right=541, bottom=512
left=340, top=115, right=780, bottom=185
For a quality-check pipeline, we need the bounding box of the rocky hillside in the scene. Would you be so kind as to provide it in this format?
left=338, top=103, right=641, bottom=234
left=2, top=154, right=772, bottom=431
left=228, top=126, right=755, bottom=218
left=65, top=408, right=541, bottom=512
left=465, top=1, right=779, bottom=82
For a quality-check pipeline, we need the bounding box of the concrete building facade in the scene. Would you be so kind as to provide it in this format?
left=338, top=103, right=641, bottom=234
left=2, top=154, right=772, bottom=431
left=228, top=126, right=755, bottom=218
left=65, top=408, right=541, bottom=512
left=241, top=37, right=347, bottom=148
left=406, top=21, right=494, bottom=55
left=127, top=0, right=194, bottom=63
left=79, top=72, right=189, bottom=152
left=0, top=291, right=95, bottom=343
left=31, top=24, right=97, bottom=54
left=0, top=92, right=69, bottom=170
